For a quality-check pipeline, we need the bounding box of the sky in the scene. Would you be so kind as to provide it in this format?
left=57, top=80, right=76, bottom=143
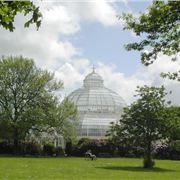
left=0, top=0, right=180, bottom=105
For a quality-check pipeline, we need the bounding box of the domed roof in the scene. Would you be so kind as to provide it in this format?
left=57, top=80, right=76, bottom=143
left=68, top=68, right=126, bottom=114
left=68, top=88, right=125, bottom=113
left=83, top=68, right=104, bottom=89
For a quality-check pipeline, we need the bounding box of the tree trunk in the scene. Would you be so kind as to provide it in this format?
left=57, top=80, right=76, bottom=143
left=13, top=127, right=19, bottom=154
left=143, top=140, right=154, bottom=168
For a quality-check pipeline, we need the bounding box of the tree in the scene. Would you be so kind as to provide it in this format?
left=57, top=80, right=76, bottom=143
left=0, top=56, right=77, bottom=148
left=0, top=1, right=42, bottom=31
left=165, top=106, right=180, bottom=141
left=56, top=97, right=78, bottom=141
left=121, top=1, right=180, bottom=80
left=107, top=121, right=144, bottom=157
left=108, top=86, right=168, bottom=168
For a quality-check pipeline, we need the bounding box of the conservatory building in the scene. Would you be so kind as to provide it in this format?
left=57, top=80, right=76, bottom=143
left=67, top=68, right=126, bottom=139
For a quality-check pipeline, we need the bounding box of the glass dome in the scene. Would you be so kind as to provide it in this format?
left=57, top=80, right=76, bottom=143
left=83, top=68, right=104, bottom=88
left=68, top=68, right=126, bottom=138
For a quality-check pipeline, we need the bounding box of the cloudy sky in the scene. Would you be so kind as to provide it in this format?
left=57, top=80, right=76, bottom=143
left=0, top=0, right=180, bottom=104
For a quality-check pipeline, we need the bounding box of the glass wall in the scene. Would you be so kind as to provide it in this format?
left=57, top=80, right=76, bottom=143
left=67, top=70, right=126, bottom=138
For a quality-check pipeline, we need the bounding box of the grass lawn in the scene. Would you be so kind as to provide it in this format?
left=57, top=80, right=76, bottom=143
left=0, top=157, right=179, bottom=180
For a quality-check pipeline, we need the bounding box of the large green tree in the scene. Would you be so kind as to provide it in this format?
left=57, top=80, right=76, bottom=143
left=0, top=56, right=77, bottom=147
left=108, top=86, right=169, bottom=168
left=121, top=1, right=180, bottom=80
left=0, top=1, right=42, bottom=31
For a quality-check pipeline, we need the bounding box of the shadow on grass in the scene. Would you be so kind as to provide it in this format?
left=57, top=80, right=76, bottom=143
left=96, top=166, right=176, bottom=172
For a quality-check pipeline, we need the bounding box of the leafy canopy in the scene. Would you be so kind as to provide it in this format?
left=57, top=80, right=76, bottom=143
left=0, top=56, right=77, bottom=144
left=0, top=1, right=42, bottom=31
left=165, top=106, right=180, bottom=141
left=108, top=86, right=169, bottom=168
left=121, top=1, right=180, bottom=80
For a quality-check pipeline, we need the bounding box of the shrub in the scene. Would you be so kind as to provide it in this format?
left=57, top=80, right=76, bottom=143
left=0, top=141, right=14, bottom=154
left=154, top=144, right=170, bottom=159
left=114, top=143, right=144, bottom=157
left=55, top=147, right=65, bottom=156
left=169, top=140, right=180, bottom=160
left=65, top=141, right=72, bottom=155
left=70, top=138, right=117, bottom=157
left=23, top=142, right=42, bottom=155
left=153, top=141, right=180, bottom=160
left=77, top=138, right=93, bottom=156
left=43, top=144, right=55, bottom=156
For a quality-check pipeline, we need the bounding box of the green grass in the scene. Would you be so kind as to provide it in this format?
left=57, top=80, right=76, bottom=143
left=0, top=157, right=179, bottom=180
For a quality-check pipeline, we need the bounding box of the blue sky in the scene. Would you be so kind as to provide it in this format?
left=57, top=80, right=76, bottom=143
left=68, top=21, right=141, bottom=75
left=0, top=0, right=179, bottom=104
left=61, top=1, right=152, bottom=76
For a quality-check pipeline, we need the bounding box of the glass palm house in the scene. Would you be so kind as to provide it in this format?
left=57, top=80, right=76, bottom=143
left=67, top=68, right=126, bottom=138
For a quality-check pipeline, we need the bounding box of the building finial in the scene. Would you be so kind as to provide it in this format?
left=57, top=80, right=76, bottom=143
left=92, top=65, right=95, bottom=73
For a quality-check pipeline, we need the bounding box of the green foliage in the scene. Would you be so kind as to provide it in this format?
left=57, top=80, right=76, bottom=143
left=22, top=142, right=42, bottom=155
left=69, top=138, right=116, bottom=157
left=165, top=106, right=180, bottom=140
left=0, top=1, right=42, bottom=31
left=0, top=141, right=42, bottom=155
left=0, top=141, right=14, bottom=154
left=43, top=144, right=65, bottom=157
left=121, top=1, right=180, bottom=80
left=55, top=146, right=65, bottom=157
left=108, top=86, right=169, bottom=168
left=55, top=98, right=78, bottom=141
left=169, top=140, right=180, bottom=160
left=0, top=56, right=77, bottom=146
left=43, top=143, right=55, bottom=156
left=154, top=140, right=180, bottom=160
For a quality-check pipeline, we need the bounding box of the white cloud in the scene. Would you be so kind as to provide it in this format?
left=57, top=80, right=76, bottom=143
left=54, top=63, right=84, bottom=90
left=53, top=53, right=180, bottom=106
left=0, top=17, right=79, bottom=70
left=0, top=1, right=119, bottom=69
left=95, top=54, right=180, bottom=105
left=96, top=62, right=148, bottom=104
left=0, top=1, right=180, bottom=106
left=41, top=4, right=80, bottom=36
left=60, top=1, right=119, bottom=26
